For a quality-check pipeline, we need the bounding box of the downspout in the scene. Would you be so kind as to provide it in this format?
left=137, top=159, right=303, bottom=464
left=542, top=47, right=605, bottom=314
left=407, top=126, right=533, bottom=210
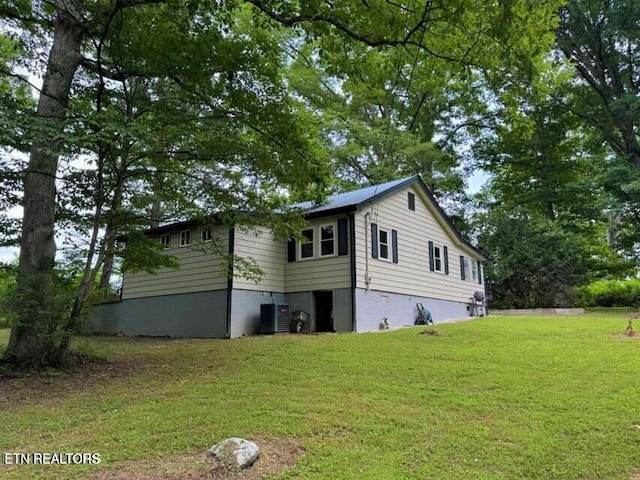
left=226, top=226, right=235, bottom=339
left=349, top=213, right=357, bottom=333
left=364, top=212, right=371, bottom=289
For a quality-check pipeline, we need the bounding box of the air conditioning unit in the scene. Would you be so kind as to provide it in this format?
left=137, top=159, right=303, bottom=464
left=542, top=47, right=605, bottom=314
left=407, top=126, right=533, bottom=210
left=260, top=304, right=290, bottom=334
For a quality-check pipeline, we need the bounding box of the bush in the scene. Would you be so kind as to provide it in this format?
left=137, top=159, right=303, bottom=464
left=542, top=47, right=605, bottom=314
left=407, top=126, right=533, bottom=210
left=574, top=279, right=640, bottom=308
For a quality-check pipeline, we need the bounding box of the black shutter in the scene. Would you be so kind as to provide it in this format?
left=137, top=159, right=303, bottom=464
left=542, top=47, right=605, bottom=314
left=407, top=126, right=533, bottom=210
left=392, top=229, right=399, bottom=263
left=338, top=218, right=348, bottom=256
left=371, top=223, right=378, bottom=259
left=287, top=238, right=296, bottom=262
left=428, top=241, right=435, bottom=271
left=460, top=255, right=466, bottom=280
left=477, top=261, right=482, bottom=284
left=444, top=246, right=449, bottom=275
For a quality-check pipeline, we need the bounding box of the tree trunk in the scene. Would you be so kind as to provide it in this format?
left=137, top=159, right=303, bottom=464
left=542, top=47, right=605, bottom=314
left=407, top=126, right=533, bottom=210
left=5, top=2, right=84, bottom=366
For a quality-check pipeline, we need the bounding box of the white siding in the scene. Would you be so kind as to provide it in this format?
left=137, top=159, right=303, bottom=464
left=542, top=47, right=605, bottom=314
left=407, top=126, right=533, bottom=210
left=233, top=226, right=285, bottom=292
left=285, top=215, right=351, bottom=293
left=122, top=227, right=229, bottom=299
left=354, top=186, right=485, bottom=303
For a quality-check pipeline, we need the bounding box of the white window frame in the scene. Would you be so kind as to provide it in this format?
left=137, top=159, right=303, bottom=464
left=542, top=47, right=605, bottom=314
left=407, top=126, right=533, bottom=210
left=463, top=257, right=472, bottom=282
left=378, top=227, right=391, bottom=261
left=179, top=229, right=191, bottom=247
left=299, top=227, right=315, bottom=260
left=160, top=234, right=170, bottom=249
left=433, top=243, right=444, bottom=273
left=201, top=227, right=212, bottom=242
left=319, top=222, right=337, bottom=257
left=471, top=259, right=478, bottom=283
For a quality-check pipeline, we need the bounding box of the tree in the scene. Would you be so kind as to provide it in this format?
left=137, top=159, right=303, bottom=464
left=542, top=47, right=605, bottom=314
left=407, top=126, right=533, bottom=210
left=2, top=0, right=566, bottom=367
left=555, top=0, right=640, bottom=262
left=557, top=0, right=640, bottom=167
left=473, top=78, right=634, bottom=308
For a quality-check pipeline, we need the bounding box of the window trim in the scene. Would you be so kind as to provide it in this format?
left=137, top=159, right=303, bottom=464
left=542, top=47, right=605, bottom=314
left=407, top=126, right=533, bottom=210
left=299, top=227, right=315, bottom=260
left=433, top=243, right=444, bottom=273
left=378, top=227, right=391, bottom=261
left=463, top=257, right=472, bottom=282
left=471, top=259, right=478, bottom=283
left=160, top=233, right=170, bottom=249
left=319, top=222, right=337, bottom=258
left=201, top=227, right=212, bottom=243
left=179, top=229, right=192, bottom=247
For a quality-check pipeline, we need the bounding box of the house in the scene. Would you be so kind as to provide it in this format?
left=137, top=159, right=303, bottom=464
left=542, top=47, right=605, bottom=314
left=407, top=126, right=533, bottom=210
left=91, top=175, right=489, bottom=338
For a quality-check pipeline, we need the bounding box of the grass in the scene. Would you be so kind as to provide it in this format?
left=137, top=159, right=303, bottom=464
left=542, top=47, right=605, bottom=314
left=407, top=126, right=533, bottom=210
left=0, top=313, right=639, bottom=479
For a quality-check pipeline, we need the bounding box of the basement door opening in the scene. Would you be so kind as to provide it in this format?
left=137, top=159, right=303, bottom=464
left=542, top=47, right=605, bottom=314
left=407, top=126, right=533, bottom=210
left=313, top=290, right=334, bottom=332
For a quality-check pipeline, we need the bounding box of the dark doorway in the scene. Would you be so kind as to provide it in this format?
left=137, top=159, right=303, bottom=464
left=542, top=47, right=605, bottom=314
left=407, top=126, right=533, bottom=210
left=314, top=291, right=334, bottom=332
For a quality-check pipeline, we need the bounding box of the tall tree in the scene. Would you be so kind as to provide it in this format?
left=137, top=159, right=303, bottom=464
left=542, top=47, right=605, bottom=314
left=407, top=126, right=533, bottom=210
left=556, top=0, right=640, bottom=261
left=473, top=80, right=634, bottom=308
left=2, top=0, right=566, bottom=367
left=557, top=0, right=640, bottom=167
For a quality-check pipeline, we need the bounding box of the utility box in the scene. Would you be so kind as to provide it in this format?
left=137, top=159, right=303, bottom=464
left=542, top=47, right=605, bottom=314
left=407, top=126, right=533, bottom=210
left=260, top=304, right=289, bottom=334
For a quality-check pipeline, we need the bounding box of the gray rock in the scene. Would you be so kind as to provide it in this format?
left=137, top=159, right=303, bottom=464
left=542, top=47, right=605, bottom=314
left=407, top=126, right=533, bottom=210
left=206, top=437, right=260, bottom=469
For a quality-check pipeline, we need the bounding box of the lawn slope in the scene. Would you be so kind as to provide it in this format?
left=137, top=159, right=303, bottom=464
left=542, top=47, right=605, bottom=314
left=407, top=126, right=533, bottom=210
left=0, top=314, right=638, bottom=479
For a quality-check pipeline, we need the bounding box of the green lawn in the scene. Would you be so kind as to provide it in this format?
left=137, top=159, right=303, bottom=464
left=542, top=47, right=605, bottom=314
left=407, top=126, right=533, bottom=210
left=1, top=314, right=639, bottom=479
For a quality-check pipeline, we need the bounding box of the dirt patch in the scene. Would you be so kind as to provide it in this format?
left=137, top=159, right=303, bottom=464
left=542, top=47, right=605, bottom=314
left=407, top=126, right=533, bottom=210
left=87, top=438, right=304, bottom=480
left=612, top=332, right=640, bottom=340
left=0, top=356, right=145, bottom=408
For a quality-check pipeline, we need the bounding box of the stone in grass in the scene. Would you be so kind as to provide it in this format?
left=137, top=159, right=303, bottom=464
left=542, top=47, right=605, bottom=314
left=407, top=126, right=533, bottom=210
left=206, top=437, right=260, bottom=469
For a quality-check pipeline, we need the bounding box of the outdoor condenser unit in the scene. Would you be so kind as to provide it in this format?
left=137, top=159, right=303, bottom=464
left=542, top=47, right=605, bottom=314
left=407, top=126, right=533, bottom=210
left=260, top=304, right=290, bottom=334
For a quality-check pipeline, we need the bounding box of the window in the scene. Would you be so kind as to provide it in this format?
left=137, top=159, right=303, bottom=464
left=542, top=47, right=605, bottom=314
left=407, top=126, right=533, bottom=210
left=320, top=223, right=335, bottom=256
left=429, top=241, right=448, bottom=274
left=300, top=228, right=314, bottom=259
left=408, top=192, right=415, bottom=211
left=160, top=234, right=170, bottom=249
left=202, top=228, right=212, bottom=242
left=379, top=228, right=390, bottom=260
left=461, top=256, right=480, bottom=283
left=180, top=229, right=191, bottom=247
left=433, top=244, right=443, bottom=272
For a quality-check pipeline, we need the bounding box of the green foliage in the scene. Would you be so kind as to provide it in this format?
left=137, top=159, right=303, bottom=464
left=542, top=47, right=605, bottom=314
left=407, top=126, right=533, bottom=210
left=574, top=279, right=640, bottom=307
left=478, top=209, right=588, bottom=308
left=119, top=232, right=180, bottom=274
left=0, top=266, right=16, bottom=328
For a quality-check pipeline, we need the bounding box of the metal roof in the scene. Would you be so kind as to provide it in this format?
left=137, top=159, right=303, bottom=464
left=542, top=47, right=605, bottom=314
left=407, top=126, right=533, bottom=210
left=292, top=176, right=417, bottom=214
left=138, top=174, right=490, bottom=260
left=294, top=175, right=490, bottom=261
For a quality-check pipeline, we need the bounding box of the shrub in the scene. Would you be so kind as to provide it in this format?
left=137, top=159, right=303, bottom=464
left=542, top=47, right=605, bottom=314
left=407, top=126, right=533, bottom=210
left=573, top=279, right=640, bottom=308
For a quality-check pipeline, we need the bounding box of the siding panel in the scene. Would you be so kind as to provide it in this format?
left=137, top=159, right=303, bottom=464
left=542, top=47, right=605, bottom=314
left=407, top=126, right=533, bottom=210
left=122, top=229, right=229, bottom=300
left=354, top=187, right=485, bottom=303
left=285, top=215, right=351, bottom=292
left=233, top=226, right=285, bottom=292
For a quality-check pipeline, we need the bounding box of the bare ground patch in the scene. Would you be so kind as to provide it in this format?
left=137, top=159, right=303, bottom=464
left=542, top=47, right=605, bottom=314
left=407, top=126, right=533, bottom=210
left=87, top=438, right=304, bottom=480
left=0, top=356, right=145, bottom=408
left=612, top=332, right=640, bottom=340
